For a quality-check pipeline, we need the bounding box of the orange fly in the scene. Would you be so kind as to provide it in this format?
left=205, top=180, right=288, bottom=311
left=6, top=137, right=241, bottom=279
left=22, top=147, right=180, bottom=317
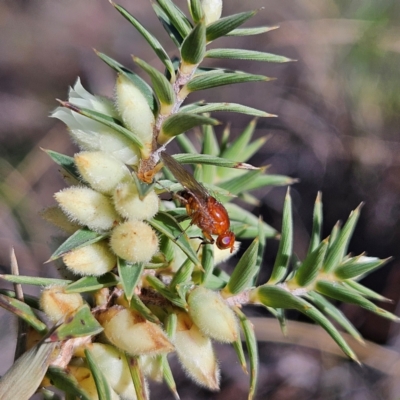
left=161, top=152, right=235, bottom=253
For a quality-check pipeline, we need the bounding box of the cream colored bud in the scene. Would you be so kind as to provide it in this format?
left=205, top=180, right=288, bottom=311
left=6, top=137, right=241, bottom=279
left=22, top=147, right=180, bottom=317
left=40, top=285, right=84, bottom=322
left=175, top=312, right=220, bottom=390
left=41, top=206, right=81, bottom=234
left=201, top=0, right=222, bottom=25
left=68, top=365, right=120, bottom=400
left=113, top=181, right=159, bottom=221
left=110, top=220, right=159, bottom=263
left=97, top=307, right=174, bottom=356
left=85, top=343, right=137, bottom=399
left=54, top=186, right=119, bottom=232
left=188, top=287, right=239, bottom=343
left=63, top=241, right=116, bottom=276
left=94, top=288, right=110, bottom=308
left=75, top=151, right=131, bottom=194
left=115, top=74, right=154, bottom=150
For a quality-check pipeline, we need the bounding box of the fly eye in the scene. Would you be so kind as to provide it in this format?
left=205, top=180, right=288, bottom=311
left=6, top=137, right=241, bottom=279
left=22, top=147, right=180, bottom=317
left=216, top=232, right=235, bottom=251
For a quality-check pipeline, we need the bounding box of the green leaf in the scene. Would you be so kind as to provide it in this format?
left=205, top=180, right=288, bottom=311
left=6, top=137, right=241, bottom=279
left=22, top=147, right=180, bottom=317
left=307, top=192, right=323, bottom=254
left=46, top=366, right=92, bottom=400
left=152, top=2, right=183, bottom=46
left=225, top=238, right=259, bottom=295
left=0, top=289, right=40, bottom=309
left=43, top=149, right=79, bottom=181
left=0, top=275, right=71, bottom=286
left=234, top=308, right=258, bottom=399
left=49, top=228, right=108, bottom=261
left=57, top=100, right=144, bottom=149
left=161, top=113, right=219, bottom=138
left=323, top=204, right=363, bottom=273
left=156, top=0, right=192, bottom=39
left=112, top=2, right=175, bottom=80
left=343, top=280, right=393, bottom=303
left=149, top=212, right=201, bottom=268
left=226, top=26, right=279, bottom=36
left=225, top=203, right=277, bottom=238
left=295, top=239, right=328, bottom=287
left=181, top=20, right=206, bottom=65
left=200, top=243, right=214, bottom=285
left=146, top=275, right=187, bottom=309
left=334, top=255, right=390, bottom=280
left=85, top=348, right=113, bottom=400
left=117, top=259, right=144, bottom=302
left=328, top=221, right=341, bottom=249
left=205, top=48, right=293, bottom=63
left=133, top=56, right=175, bottom=106
left=232, top=335, right=247, bottom=374
left=48, top=305, right=103, bottom=342
left=316, top=280, right=400, bottom=322
left=65, top=273, right=118, bottom=293
left=0, top=342, right=57, bottom=400
left=130, top=294, right=161, bottom=324
left=206, top=10, right=258, bottom=42
left=254, top=285, right=359, bottom=362
left=173, top=153, right=258, bottom=169
left=169, top=258, right=194, bottom=289
left=184, top=102, right=276, bottom=117
left=306, top=292, right=364, bottom=343
left=125, top=355, right=148, bottom=400
left=132, top=172, right=157, bottom=199
left=188, top=0, right=204, bottom=23
left=268, top=189, right=293, bottom=284
left=0, top=294, right=47, bottom=333
left=200, top=124, right=219, bottom=184
left=253, top=217, right=267, bottom=285
left=95, top=50, right=158, bottom=114
left=185, top=71, right=272, bottom=92
left=161, top=356, right=179, bottom=400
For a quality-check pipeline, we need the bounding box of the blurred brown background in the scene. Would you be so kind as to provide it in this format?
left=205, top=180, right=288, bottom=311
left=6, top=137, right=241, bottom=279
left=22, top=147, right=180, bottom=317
left=1, top=0, right=400, bottom=399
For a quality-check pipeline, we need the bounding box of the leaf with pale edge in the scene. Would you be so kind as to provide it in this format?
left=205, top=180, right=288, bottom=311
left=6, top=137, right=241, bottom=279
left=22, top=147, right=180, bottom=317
left=205, top=48, right=293, bottom=63
left=118, top=258, right=144, bottom=301
left=65, top=273, right=119, bottom=293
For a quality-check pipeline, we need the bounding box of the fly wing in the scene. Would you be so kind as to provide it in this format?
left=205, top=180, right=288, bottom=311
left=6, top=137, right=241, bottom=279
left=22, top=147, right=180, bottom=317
left=161, top=152, right=209, bottom=201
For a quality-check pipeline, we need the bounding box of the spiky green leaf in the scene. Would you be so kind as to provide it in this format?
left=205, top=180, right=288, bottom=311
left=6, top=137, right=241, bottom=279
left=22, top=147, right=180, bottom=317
left=156, top=0, right=192, bottom=39
left=343, top=280, right=393, bottom=303
left=85, top=348, right=113, bottom=400
left=308, top=192, right=323, bottom=254
left=0, top=275, right=71, bottom=286
left=188, top=0, right=204, bottom=23
left=65, top=273, right=119, bottom=293
left=226, top=26, right=279, bottom=36
left=146, top=275, right=187, bottom=309
left=133, top=56, right=175, bottom=105
left=112, top=2, right=175, bottom=80
left=335, top=256, right=390, bottom=280
left=43, top=149, right=79, bottom=181
left=118, top=259, right=144, bottom=301
left=151, top=2, right=183, bottom=46
left=205, top=48, right=293, bottom=63
left=170, top=259, right=194, bottom=289
left=268, top=189, right=293, bottom=284
left=49, top=228, right=108, bottom=261
left=130, top=294, right=161, bottom=324
left=184, top=102, right=275, bottom=117
left=181, top=20, right=206, bottom=65
left=161, top=113, right=219, bottom=138
left=206, top=10, right=258, bottom=41
left=173, top=153, right=257, bottom=169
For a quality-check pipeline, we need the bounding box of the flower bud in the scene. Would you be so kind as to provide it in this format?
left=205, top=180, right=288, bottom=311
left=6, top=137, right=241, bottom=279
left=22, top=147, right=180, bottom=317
left=63, top=241, right=116, bottom=276
left=55, top=186, right=119, bottom=232
left=188, top=287, right=239, bottom=343
left=85, top=343, right=137, bottom=399
left=110, top=220, right=159, bottom=263
left=40, top=285, right=84, bottom=322
left=68, top=365, right=120, bottom=400
left=175, top=312, right=220, bottom=390
left=115, top=74, right=155, bottom=154
left=41, top=206, right=81, bottom=234
left=113, top=181, right=159, bottom=221
left=97, top=307, right=174, bottom=356
left=51, top=78, right=140, bottom=166
left=75, top=151, right=131, bottom=194
left=201, top=0, right=222, bottom=25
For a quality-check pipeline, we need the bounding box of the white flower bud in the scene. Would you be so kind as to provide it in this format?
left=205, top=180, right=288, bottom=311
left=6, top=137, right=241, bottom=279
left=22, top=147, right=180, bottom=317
left=97, top=307, right=174, bottom=356
left=54, top=186, right=119, bottom=232
left=41, top=206, right=81, bottom=234
left=51, top=78, right=140, bottom=166
left=115, top=74, right=154, bottom=154
left=188, top=287, right=239, bottom=343
left=74, top=151, right=131, bottom=195
left=175, top=312, right=220, bottom=390
left=68, top=365, right=120, bottom=400
left=201, top=0, right=222, bottom=25
left=110, top=220, right=159, bottom=263
left=63, top=241, right=116, bottom=276
left=85, top=343, right=137, bottom=399
left=113, top=181, right=159, bottom=221
left=40, top=285, right=84, bottom=322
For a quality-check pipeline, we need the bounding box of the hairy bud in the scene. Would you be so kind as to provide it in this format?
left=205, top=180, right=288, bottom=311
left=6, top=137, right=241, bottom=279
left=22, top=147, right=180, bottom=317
left=201, top=0, right=223, bottom=25
left=188, top=287, right=239, bottom=343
